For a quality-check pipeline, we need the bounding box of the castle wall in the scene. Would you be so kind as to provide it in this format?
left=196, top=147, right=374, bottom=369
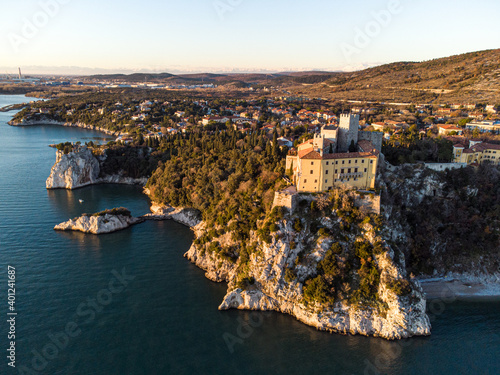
left=358, top=131, right=383, bottom=153
left=272, top=187, right=299, bottom=212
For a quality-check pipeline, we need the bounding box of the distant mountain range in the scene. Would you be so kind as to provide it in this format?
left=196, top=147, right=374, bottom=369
left=84, top=70, right=339, bottom=86
left=83, top=49, right=500, bottom=104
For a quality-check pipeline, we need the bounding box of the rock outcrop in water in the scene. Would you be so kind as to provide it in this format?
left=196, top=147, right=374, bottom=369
left=46, top=146, right=100, bottom=189
left=55, top=210, right=142, bottom=234
left=46, top=146, right=148, bottom=189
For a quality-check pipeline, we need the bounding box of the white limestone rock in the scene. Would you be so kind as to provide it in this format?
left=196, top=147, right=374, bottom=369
left=144, top=204, right=202, bottom=228
left=54, top=214, right=142, bottom=234
left=99, top=174, right=148, bottom=186
left=46, top=146, right=148, bottom=190
left=46, top=146, right=100, bottom=189
left=186, top=216, right=432, bottom=340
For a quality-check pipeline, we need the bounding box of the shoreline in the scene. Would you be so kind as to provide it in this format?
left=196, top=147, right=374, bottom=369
left=419, top=277, right=500, bottom=301
left=8, top=118, right=126, bottom=137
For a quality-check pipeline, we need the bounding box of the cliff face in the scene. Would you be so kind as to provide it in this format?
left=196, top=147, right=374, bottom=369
left=55, top=214, right=141, bottom=234
left=46, top=147, right=100, bottom=189
left=184, top=206, right=431, bottom=340
left=46, top=146, right=148, bottom=190
left=380, top=163, right=500, bottom=279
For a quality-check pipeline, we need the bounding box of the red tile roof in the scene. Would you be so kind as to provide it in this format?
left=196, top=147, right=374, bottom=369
left=357, top=140, right=380, bottom=156
left=300, top=150, right=323, bottom=159
left=439, top=125, right=462, bottom=130
left=484, top=143, right=500, bottom=150
left=297, top=149, right=312, bottom=158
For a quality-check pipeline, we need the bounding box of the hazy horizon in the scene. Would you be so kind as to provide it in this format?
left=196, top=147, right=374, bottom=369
left=1, top=0, right=500, bottom=75
left=3, top=47, right=499, bottom=77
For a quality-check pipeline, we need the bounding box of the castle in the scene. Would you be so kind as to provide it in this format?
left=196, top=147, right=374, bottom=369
left=286, top=114, right=382, bottom=192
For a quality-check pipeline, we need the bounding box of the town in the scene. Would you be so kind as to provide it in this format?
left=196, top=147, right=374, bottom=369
left=9, top=87, right=500, bottom=196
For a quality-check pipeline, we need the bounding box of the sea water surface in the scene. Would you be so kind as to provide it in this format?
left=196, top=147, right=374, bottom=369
left=0, top=95, right=499, bottom=375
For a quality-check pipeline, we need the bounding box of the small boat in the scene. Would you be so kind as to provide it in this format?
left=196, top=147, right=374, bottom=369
left=79, top=199, right=84, bottom=203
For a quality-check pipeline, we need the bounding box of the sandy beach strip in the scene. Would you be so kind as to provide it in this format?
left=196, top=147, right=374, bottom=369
left=419, top=277, right=500, bottom=300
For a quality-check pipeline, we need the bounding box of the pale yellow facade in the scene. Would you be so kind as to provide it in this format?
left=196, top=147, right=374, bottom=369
left=287, top=153, right=378, bottom=192
left=453, top=142, right=500, bottom=165
left=286, top=118, right=380, bottom=193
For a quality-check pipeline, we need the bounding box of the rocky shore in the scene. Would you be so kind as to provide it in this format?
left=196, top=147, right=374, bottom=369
left=8, top=118, right=124, bottom=137
left=142, top=203, right=202, bottom=228
left=183, top=214, right=431, bottom=340
left=43, top=144, right=497, bottom=340
left=46, top=145, right=148, bottom=190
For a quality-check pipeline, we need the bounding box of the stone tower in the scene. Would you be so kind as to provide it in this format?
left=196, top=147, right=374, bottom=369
left=337, top=114, right=359, bottom=153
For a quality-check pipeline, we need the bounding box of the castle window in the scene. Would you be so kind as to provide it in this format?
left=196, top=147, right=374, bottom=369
left=349, top=160, right=351, bottom=164
left=355, top=160, right=357, bottom=164
left=304, top=179, right=307, bottom=183
left=348, top=168, right=351, bottom=173
left=342, top=161, right=345, bottom=165
left=370, top=160, right=373, bottom=164
left=325, top=170, right=329, bottom=175
left=326, top=161, right=329, bottom=165
left=336, top=161, right=338, bottom=165
left=341, top=169, right=345, bottom=174
left=335, top=169, right=338, bottom=174
left=362, top=160, right=365, bottom=163
left=311, top=162, right=314, bottom=165
left=364, top=168, right=367, bottom=173
left=310, top=170, right=313, bottom=174
left=325, top=180, right=328, bottom=184
left=355, top=168, right=358, bottom=173
left=314, top=180, right=318, bottom=183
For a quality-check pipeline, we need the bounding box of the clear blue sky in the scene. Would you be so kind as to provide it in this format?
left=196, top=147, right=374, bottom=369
left=1, top=0, right=499, bottom=74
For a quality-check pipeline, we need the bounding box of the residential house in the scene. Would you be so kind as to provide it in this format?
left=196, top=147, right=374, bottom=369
left=453, top=140, right=500, bottom=165
left=438, top=125, right=463, bottom=136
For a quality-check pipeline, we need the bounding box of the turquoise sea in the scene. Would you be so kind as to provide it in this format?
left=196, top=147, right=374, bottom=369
left=0, top=95, right=499, bottom=375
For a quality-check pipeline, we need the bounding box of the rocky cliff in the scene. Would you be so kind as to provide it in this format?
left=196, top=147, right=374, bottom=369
left=46, top=146, right=100, bottom=189
left=55, top=213, right=142, bottom=234
left=46, top=146, right=148, bottom=189
left=380, top=163, right=500, bottom=278
left=184, top=193, right=431, bottom=340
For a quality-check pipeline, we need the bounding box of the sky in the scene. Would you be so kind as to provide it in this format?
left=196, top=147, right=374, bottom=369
left=1, top=0, right=499, bottom=75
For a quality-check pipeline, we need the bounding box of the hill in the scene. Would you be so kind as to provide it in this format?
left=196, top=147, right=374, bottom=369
left=295, top=49, right=500, bottom=104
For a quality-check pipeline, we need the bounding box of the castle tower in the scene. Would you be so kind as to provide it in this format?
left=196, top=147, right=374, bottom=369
left=337, top=114, right=359, bottom=153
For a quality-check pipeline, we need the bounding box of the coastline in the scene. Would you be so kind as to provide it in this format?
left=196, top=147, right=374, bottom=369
left=11, top=107, right=500, bottom=339
left=8, top=118, right=126, bottom=137
left=419, top=276, right=500, bottom=300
